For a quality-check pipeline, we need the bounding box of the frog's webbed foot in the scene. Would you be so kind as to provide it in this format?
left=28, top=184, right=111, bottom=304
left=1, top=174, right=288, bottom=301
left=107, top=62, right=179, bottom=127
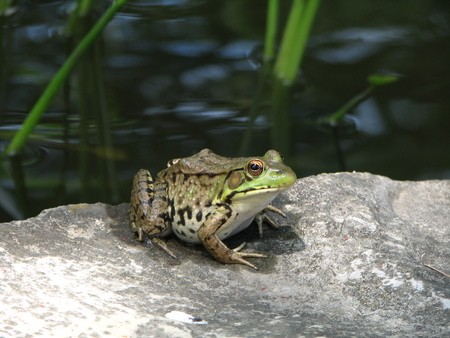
left=136, top=229, right=177, bottom=259
left=223, top=241, right=266, bottom=270
left=232, top=241, right=268, bottom=268
left=255, top=204, right=287, bottom=238
left=200, top=235, right=266, bottom=270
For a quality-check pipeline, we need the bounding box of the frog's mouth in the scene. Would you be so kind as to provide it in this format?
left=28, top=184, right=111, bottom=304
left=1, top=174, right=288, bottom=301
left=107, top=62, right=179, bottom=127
left=224, top=185, right=289, bottom=204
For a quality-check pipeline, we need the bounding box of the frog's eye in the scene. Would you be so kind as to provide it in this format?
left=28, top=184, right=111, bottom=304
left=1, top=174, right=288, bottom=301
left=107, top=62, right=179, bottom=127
left=167, top=158, right=180, bottom=167
left=247, top=160, right=264, bottom=176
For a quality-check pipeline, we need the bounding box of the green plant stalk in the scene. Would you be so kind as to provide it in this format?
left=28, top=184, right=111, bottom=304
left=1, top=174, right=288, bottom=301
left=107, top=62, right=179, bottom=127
left=76, top=53, right=91, bottom=202
left=0, top=0, right=12, bottom=14
left=67, top=0, right=95, bottom=34
left=240, top=0, right=279, bottom=155
left=78, top=0, right=94, bottom=16
left=270, top=78, right=290, bottom=153
left=239, top=68, right=270, bottom=156
left=328, top=74, right=398, bottom=124
left=3, top=0, right=127, bottom=157
left=273, top=0, right=304, bottom=84
left=0, top=0, right=13, bottom=121
left=328, top=84, right=375, bottom=124
left=273, top=0, right=320, bottom=84
left=8, top=154, right=28, bottom=218
left=91, top=40, right=119, bottom=203
left=264, top=0, right=278, bottom=65
left=270, top=0, right=320, bottom=154
left=0, top=18, right=8, bottom=120
left=330, top=126, right=346, bottom=171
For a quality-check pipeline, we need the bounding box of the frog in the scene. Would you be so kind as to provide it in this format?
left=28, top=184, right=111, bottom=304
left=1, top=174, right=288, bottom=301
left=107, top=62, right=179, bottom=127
left=129, top=148, right=296, bottom=270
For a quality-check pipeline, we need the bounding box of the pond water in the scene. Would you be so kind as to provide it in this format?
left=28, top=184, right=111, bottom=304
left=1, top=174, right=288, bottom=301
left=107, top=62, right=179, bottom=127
left=1, top=0, right=449, bottom=221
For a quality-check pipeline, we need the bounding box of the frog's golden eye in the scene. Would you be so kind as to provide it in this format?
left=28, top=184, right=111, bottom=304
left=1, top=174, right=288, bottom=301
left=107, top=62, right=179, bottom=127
left=247, top=160, right=264, bottom=176
left=167, top=158, right=180, bottom=167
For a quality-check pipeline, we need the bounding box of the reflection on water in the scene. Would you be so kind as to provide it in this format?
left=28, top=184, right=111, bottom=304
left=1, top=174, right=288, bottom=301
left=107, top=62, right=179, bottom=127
left=1, top=0, right=450, bottom=221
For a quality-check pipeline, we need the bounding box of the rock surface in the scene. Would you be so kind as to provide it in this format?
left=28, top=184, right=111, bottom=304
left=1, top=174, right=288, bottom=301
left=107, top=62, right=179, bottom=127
left=1, top=172, right=449, bottom=337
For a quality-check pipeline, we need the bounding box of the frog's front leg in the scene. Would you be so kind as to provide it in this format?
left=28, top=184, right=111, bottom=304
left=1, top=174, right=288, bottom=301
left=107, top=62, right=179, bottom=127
left=129, top=169, right=176, bottom=259
left=255, top=204, right=288, bottom=238
left=198, top=206, right=267, bottom=270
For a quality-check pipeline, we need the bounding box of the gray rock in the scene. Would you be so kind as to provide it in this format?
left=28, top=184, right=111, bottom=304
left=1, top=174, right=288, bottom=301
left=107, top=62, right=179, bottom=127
left=1, top=172, right=449, bottom=337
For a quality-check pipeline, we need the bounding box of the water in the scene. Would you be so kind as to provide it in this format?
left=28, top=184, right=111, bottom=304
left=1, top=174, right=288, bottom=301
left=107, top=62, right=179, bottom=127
left=1, top=0, right=449, bottom=221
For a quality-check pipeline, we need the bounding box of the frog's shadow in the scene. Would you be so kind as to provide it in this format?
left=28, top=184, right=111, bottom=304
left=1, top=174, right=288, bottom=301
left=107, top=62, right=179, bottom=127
left=107, top=203, right=304, bottom=270
left=225, top=223, right=306, bottom=256
left=176, top=222, right=305, bottom=262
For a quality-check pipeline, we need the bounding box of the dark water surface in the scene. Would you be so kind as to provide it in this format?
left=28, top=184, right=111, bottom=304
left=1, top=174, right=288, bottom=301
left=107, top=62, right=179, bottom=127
left=1, top=0, right=449, bottom=221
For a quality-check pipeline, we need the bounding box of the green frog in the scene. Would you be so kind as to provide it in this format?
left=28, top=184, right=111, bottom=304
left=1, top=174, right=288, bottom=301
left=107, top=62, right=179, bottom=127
left=129, top=148, right=296, bottom=270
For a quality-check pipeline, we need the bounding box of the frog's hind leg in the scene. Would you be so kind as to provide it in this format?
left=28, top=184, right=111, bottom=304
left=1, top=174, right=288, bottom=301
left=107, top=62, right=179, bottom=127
left=130, top=170, right=169, bottom=235
left=130, top=169, right=175, bottom=258
left=201, top=234, right=264, bottom=270
left=198, top=207, right=267, bottom=270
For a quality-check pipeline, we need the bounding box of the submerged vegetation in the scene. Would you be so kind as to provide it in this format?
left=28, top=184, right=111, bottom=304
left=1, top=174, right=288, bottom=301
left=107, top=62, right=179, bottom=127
left=0, top=0, right=448, bottom=221
left=3, top=0, right=127, bottom=157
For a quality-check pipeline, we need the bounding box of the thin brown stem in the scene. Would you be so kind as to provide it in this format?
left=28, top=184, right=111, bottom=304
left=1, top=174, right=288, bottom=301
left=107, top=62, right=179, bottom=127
left=424, top=264, right=450, bottom=279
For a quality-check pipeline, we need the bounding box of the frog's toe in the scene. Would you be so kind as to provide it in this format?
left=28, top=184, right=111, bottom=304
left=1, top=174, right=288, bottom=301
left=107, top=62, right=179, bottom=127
left=231, top=241, right=247, bottom=252
left=265, top=204, right=287, bottom=218
left=151, top=237, right=178, bottom=259
left=236, top=251, right=268, bottom=258
left=138, top=228, right=144, bottom=242
left=230, top=254, right=259, bottom=270
left=232, top=242, right=267, bottom=257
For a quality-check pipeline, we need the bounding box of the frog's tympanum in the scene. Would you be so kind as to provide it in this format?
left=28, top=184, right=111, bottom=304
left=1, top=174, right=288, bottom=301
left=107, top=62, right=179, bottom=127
left=129, top=149, right=296, bottom=269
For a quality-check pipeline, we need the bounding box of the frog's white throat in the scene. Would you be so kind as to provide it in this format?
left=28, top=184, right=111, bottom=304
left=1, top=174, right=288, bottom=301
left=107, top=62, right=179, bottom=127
left=218, top=186, right=288, bottom=239
left=231, top=186, right=288, bottom=211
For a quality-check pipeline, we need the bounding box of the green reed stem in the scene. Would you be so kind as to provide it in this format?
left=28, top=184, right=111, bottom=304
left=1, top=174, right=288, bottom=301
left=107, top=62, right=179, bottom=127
left=270, top=0, right=320, bottom=154
left=91, top=39, right=119, bottom=202
left=240, top=0, right=279, bottom=155
left=264, top=0, right=279, bottom=65
left=2, top=0, right=127, bottom=157
left=0, top=0, right=14, bottom=121
left=273, top=0, right=320, bottom=84
left=77, top=0, right=94, bottom=16
left=0, top=0, right=13, bottom=14
left=328, top=85, right=375, bottom=124
left=327, top=74, right=398, bottom=124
